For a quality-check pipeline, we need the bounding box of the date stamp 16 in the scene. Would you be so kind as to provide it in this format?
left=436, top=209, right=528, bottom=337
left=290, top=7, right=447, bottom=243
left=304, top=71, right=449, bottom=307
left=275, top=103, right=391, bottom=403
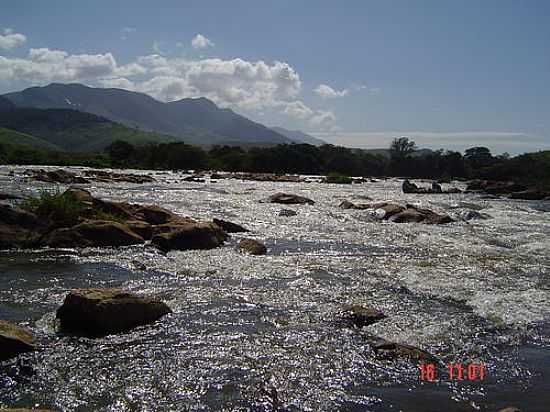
left=419, top=362, right=485, bottom=381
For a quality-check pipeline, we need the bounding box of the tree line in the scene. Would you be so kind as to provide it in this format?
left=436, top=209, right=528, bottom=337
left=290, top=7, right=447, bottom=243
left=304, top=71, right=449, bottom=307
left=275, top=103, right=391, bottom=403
left=1, top=136, right=549, bottom=188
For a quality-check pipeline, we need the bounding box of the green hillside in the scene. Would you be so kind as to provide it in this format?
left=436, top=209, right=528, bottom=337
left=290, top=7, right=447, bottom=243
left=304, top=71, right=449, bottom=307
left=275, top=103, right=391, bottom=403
left=0, top=127, right=62, bottom=151
left=0, top=107, right=178, bottom=152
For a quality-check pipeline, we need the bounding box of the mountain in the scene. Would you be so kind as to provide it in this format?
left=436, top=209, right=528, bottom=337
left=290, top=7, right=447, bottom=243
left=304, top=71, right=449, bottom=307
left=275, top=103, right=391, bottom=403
left=271, top=127, right=326, bottom=146
left=3, top=83, right=292, bottom=146
left=0, top=107, right=177, bottom=152
left=0, top=96, right=15, bottom=112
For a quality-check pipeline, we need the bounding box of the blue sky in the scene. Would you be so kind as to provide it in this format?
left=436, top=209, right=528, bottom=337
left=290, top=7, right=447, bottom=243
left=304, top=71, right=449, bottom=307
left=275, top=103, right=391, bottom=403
left=1, top=0, right=549, bottom=154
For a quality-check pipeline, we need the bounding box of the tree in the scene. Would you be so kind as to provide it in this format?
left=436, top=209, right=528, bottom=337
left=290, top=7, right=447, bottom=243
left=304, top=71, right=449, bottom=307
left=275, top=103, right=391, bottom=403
left=389, top=137, right=417, bottom=160
left=105, top=140, right=135, bottom=162
left=464, top=147, right=493, bottom=168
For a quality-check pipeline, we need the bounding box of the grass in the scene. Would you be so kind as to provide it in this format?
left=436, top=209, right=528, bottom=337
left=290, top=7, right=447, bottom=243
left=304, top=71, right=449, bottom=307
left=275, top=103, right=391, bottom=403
left=325, top=172, right=353, bottom=184
left=21, top=190, right=127, bottom=225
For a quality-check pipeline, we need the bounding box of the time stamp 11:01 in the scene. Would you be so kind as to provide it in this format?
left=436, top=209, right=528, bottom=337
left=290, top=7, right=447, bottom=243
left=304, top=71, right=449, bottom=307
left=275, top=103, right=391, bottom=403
left=419, top=363, right=486, bottom=381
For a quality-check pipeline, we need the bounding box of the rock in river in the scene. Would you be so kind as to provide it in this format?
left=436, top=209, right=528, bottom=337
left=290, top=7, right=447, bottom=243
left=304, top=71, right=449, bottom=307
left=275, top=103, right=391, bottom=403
left=239, top=238, right=267, bottom=255
left=261, top=193, right=315, bottom=205
left=152, top=222, right=228, bottom=252
left=0, top=320, right=36, bottom=361
left=42, top=220, right=145, bottom=248
left=56, top=288, right=172, bottom=336
left=342, top=305, right=386, bottom=328
left=372, top=339, right=439, bottom=363
left=213, top=218, right=249, bottom=233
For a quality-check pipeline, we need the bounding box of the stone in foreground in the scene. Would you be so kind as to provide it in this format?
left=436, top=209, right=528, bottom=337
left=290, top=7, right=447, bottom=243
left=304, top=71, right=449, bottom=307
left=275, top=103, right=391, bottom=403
left=342, top=305, right=386, bottom=328
left=42, top=221, right=144, bottom=248
left=56, top=288, right=172, bottom=337
left=239, top=238, right=267, bottom=255
left=261, top=193, right=315, bottom=205
left=151, top=222, right=228, bottom=252
left=0, top=320, right=36, bottom=361
left=213, top=218, right=249, bottom=233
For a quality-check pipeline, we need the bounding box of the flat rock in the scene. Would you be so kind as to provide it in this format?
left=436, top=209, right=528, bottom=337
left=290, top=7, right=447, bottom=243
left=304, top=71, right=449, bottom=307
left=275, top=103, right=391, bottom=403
left=372, top=339, right=438, bottom=363
left=0, top=320, right=35, bottom=361
left=213, top=218, right=249, bottom=233
left=239, top=238, right=267, bottom=255
left=152, top=222, right=228, bottom=252
left=278, top=209, right=297, bottom=217
left=261, top=193, right=314, bottom=205
left=342, top=305, right=386, bottom=328
left=42, top=220, right=144, bottom=248
left=0, top=204, right=43, bottom=249
left=56, top=288, right=172, bottom=336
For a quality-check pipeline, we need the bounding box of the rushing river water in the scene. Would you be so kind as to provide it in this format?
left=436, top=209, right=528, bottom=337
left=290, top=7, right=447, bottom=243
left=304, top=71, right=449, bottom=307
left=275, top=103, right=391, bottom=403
left=1, top=166, right=549, bottom=412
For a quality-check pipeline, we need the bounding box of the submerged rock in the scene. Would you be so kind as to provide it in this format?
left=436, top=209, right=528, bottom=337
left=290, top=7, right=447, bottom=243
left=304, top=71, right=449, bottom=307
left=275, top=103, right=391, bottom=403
left=261, top=193, right=315, bottom=205
left=42, top=220, right=144, bottom=248
left=338, top=200, right=372, bottom=210
left=152, top=222, right=228, bottom=252
left=342, top=305, right=386, bottom=328
left=0, top=320, right=36, bottom=361
left=213, top=218, right=249, bottom=233
left=56, top=288, right=171, bottom=336
left=278, top=209, right=297, bottom=217
left=239, top=238, right=267, bottom=255
left=372, top=339, right=438, bottom=363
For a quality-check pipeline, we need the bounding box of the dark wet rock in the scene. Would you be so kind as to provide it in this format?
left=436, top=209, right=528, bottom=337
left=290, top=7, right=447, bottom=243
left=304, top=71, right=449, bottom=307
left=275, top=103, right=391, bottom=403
left=261, top=193, right=315, bottom=205
left=0, top=204, right=44, bottom=249
left=0, top=409, right=58, bottom=412
left=83, top=170, right=155, bottom=184
left=389, top=205, right=453, bottom=224
left=376, top=203, right=406, bottom=219
left=461, top=210, right=492, bottom=221
left=56, top=288, right=171, bottom=337
left=403, top=179, right=461, bottom=194
left=239, top=238, right=267, bottom=255
left=338, top=200, right=372, bottom=210
left=498, top=407, right=522, bottom=412
left=0, top=320, right=36, bottom=361
left=466, top=180, right=527, bottom=195
left=342, top=305, right=386, bottom=328
left=64, top=187, right=93, bottom=203
left=372, top=339, right=439, bottom=363
left=509, top=190, right=550, bottom=200
left=278, top=209, right=297, bottom=217
left=125, top=220, right=154, bottom=240
left=151, top=223, right=228, bottom=252
left=213, top=218, right=249, bottom=233
left=27, top=168, right=89, bottom=184
left=42, top=220, right=144, bottom=248
left=131, top=204, right=182, bottom=225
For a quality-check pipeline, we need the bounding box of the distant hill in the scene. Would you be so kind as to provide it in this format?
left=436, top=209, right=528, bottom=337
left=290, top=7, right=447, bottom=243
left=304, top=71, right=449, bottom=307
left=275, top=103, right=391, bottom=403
left=0, top=96, right=15, bottom=112
left=3, top=83, right=292, bottom=146
left=0, top=127, right=62, bottom=151
left=0, top=107, right=177, bottom=152
left=271, top=127, right=326, bottom=146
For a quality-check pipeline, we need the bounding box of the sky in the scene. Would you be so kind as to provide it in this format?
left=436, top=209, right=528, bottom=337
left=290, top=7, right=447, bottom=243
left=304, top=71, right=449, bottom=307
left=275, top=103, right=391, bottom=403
left=1, top=0, right=549, bottom=154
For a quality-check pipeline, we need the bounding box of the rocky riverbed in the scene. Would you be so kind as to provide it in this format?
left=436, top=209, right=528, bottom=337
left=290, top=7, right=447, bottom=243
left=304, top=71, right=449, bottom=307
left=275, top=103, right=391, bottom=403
left=0, top=165, right=549, bottom=411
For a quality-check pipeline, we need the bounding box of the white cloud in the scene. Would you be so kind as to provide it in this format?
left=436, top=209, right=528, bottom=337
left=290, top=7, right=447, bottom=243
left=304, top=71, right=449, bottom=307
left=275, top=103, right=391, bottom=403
left=0, top=28, right=27, bottom=50
left=313, top=83, right=348, bottom=98
left=0, top=46, right=335, bottom=127
left=191, top=34, right=214, bottom=49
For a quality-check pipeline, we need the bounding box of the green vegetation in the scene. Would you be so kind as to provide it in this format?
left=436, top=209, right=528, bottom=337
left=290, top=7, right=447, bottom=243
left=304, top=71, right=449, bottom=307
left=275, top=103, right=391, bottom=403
left=21, top=190, right=87, bottom=226
left=21, top=190, right=126, bottom=225
left=325, top=172, right=353, bottom=184
left=0, top=127, right=62, bottom=151
left=2, top=135, right=549, bottom=190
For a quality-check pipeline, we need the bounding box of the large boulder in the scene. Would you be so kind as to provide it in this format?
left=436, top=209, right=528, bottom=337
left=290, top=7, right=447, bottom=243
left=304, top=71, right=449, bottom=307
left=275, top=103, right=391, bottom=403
left=42, top=221, right=144, bottom=248
left=375, top=203, right=406, bottom=219
left=56, top=288, right=172, bottom=336
left=151, top=222, right=228, bottom=252
left=0, top=204, right=43, bottom=249
left=389, top=205, right=453, bottom=224
left=213, top=218, right=249, bottom=233
left=402, top=180, right=419, bottom=193
left=239, top=238, right=267, bottom=255
left=0, top=320, right=35, bottom=361
left=261, top=193, right=315, bottom=205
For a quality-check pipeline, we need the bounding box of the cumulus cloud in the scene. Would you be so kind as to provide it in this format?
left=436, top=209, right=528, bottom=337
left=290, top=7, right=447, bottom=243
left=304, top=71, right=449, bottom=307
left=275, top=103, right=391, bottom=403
left=191, top=34, right=214, bottom=49
left=0, top=45, right=336, bottom=128
left=0, top=28, right=27, bottom=50
left=313, top=83, right=348, bottom=98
